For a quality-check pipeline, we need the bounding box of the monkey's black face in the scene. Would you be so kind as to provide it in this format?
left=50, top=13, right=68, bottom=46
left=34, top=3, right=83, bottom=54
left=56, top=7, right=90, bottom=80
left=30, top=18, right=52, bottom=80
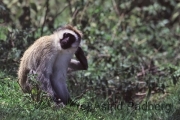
left=60, top=33, right=78, bottom=49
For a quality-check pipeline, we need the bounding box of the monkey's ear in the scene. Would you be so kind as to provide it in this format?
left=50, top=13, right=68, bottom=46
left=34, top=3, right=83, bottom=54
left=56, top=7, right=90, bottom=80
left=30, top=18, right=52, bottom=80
left=75, top=47, right=88, bottom=70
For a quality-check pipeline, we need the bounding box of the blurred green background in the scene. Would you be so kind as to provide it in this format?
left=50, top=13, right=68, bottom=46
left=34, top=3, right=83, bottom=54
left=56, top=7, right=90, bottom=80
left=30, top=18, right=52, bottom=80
left=1, top=0, right=180, bottom=119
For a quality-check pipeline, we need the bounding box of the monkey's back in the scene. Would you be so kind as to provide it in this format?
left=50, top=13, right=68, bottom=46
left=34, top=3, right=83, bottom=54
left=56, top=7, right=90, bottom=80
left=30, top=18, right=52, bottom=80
left=18, top=35, right=56, bottom=92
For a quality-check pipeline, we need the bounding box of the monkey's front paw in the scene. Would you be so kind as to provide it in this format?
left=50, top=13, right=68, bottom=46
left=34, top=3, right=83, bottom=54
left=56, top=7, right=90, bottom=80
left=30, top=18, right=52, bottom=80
left=52, top=102, right=65, bottom=109
left=75, top=47, right=88, bottom=70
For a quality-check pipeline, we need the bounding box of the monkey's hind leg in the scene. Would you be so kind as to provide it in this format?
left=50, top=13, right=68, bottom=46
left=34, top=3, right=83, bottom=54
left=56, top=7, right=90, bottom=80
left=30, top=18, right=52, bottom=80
left=22, top=69, right=38, bottom=93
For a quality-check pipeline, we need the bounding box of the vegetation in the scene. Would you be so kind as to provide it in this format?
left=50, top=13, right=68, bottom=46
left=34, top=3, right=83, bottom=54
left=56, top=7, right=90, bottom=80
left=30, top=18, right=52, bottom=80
left=0, top=0, right=180, bottom=119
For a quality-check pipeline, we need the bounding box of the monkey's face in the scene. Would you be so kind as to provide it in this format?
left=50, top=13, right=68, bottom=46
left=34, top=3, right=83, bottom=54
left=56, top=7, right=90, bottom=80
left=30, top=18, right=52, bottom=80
left=55, top=29, right=81, bottom=51
left=60, top=32, right=80, bottom=49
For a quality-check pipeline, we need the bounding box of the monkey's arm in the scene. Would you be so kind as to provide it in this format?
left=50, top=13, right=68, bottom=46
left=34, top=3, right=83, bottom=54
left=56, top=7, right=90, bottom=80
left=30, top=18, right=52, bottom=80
left=68, top=47, right=88, bottom=72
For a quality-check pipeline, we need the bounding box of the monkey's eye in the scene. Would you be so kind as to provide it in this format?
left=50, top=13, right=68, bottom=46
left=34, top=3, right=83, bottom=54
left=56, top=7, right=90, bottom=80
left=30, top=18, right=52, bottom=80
left=63, top=33, right=67, bottom=38
left=63, top=33, right=71, bottom=38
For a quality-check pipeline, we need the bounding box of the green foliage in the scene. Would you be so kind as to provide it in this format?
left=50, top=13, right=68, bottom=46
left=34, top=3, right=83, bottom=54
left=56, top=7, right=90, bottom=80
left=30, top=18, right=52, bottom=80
left=0, top=71, right=180, bottom=119
left=1, top=0, right=180, bottom=119
left=0, top=26, right=8, bottom=41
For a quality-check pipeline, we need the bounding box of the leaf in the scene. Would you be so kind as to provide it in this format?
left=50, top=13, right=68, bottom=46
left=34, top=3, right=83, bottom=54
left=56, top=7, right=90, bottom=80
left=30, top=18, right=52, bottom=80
left=0, top=26, right=8, bottom=41
left=30, top=3, right=38, bottom=13
left=84, top=72, right=91, bottom=76
left=172, top=12, right=179, bottom=21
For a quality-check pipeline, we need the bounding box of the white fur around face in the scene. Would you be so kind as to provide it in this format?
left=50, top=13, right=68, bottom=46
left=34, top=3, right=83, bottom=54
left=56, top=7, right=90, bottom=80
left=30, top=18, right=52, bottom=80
left=56, top=29, right=78, bottom=41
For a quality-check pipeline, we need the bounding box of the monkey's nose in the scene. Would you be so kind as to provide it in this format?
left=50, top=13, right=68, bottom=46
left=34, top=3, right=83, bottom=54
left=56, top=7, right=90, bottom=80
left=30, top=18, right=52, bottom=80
left=60, top=37, right=69, bottom=42
left=64, top=37, right=69, bottom=42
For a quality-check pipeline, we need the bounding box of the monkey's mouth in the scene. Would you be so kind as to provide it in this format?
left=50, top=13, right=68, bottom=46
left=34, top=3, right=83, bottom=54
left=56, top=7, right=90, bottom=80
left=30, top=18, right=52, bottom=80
left=60, top=37, right=73, bottom=49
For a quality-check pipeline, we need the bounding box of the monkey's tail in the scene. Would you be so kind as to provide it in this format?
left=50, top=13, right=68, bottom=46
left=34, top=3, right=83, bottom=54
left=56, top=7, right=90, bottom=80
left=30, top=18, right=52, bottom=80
left=18, top=65, right=31, bottom=93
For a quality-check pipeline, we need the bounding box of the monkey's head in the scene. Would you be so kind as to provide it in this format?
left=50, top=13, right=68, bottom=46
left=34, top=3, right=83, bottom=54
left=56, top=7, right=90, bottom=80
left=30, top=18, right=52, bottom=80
left=54, top=25, right=83, bottom=52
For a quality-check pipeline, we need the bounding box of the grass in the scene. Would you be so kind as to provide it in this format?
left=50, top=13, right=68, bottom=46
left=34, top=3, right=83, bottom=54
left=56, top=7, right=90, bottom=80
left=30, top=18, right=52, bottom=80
left=0, top=70, right=180, bottom=120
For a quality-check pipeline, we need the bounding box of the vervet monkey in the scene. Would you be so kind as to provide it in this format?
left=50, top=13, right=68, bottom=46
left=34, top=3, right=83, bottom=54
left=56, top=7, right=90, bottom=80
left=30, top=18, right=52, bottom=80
left=18, top=25, right=88, bottom=105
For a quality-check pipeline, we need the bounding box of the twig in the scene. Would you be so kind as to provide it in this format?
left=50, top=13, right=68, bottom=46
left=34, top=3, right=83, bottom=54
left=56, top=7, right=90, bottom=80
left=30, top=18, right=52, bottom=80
left=111, top=0, right=121, bottom=16
left=79, top=2, right=89, bottom=23
left=67, top=0, right=73, bottom=16
left=41, top=0, right=49, bottom=36
left=111, top=0, right=124, bottom=41
left=71, top=7, right=81, bottom=24
left=54, top=4, right=68, bottom=20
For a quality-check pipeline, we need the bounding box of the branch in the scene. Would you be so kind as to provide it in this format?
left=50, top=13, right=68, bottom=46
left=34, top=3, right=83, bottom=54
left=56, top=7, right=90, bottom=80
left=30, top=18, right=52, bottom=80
left=67, top=0, right=73, bottom=16
left=71, top=7, right=81, bottom=24
left=54, top=4, right=68, bottom=20
left=41, top=0, right=49, bottom=36
left=110, top=0, right=124, bottom=41
left=111, top=0, right=121, bottom=16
